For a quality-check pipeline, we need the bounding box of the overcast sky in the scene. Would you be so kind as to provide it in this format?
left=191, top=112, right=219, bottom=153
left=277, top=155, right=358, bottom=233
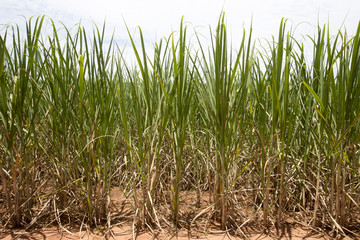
left=1, top=0, right=360, bottom=60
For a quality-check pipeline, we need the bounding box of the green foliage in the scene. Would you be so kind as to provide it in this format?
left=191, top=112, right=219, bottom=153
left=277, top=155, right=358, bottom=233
left=0, top=14, right=359, bottom=232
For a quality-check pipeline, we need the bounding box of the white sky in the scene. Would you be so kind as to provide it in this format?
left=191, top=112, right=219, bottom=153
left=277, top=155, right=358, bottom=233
left=1, top=0, right=360, bottom=61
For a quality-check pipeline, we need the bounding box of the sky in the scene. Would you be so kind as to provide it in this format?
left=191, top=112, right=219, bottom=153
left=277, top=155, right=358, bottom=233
left=1, top=0, right=360, bottom=61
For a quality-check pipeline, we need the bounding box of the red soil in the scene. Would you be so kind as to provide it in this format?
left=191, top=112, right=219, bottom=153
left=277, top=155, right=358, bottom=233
left=0, top=187, right=357, bottom=239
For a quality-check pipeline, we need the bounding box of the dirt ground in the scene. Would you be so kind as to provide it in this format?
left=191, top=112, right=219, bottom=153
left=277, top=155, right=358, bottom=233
left=1, top=187, right=358, bottom=239
left=1, top=225, right=354, bottom=240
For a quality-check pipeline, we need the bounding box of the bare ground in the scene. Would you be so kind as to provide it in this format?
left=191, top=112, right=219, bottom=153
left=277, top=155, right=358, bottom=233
left=1, top=225, right=353, bottom=240
left=1, top=187, right=358, bottom=240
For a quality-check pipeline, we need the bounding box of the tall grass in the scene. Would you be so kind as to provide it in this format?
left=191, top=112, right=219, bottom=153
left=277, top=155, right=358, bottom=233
left=0, top=14, right=359, bottom=235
